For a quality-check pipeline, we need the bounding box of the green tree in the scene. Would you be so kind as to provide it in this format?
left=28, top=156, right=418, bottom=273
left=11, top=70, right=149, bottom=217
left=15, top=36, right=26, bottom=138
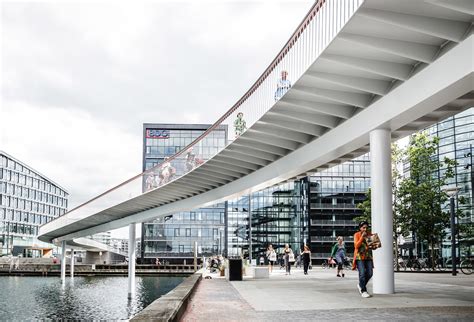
left=397, top=133, right=457, bottom=270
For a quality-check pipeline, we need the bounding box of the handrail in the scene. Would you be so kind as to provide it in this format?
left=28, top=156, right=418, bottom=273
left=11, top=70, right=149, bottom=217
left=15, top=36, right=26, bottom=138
left=39, top=0, right=366, bottom=235
left=53, top=0, right=327, bottom=217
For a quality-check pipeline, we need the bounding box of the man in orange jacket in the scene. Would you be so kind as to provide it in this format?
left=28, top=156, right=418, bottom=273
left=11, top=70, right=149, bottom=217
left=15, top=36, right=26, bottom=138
left=352, top=221, right=373, bottom=298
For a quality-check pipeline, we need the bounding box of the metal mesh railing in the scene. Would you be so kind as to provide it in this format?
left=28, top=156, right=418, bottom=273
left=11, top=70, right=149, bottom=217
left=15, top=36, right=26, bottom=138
left=41, top=0, right=365, bottom=235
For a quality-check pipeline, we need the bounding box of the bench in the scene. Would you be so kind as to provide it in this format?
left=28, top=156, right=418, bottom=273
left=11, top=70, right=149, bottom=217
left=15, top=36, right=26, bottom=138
left=252, top=266, right=269, bottom=279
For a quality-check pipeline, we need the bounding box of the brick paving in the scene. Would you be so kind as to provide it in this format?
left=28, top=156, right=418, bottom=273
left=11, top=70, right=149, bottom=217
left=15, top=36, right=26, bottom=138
left=181, top=269, right=474, bottom=321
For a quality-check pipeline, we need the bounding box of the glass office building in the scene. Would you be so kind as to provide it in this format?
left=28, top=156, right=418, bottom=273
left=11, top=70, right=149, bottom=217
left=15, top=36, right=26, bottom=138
left=227, top=180, right=309, bottom=261
left=0, top=151, right=68, bottom=257
left=308, top=154, right=371, bottom=263
left=227, top=179, right=308, bottom=259
left=424, top=107, right=474, bottom=257
left=141, top=124, right=228, bottom=263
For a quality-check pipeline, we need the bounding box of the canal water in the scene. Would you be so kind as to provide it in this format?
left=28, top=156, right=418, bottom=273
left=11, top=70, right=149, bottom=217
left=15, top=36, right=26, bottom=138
left=0, top=275, right=185, bottom=320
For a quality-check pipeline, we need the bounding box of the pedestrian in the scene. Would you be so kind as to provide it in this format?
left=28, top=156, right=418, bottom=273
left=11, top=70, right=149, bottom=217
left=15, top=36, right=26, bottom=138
left=302, top=245, right=311, bottom=275
left=234, top=112, right=247, bottom=138
left=283, top=244, right=294, bottom=275
left=280, top=254, right=285, bottom=270
left=159, top=157, right=176, bottom=185
left=295, top=252, right=302, bottom=268
left=266, top=244, right=277, bottom=273
left=185, top=148, right=196, bottom=172
left=352, top=221, right=374, bottom=298
left=331, top=236, right=346, bottom=278
left=274, top=70, right=292, bottom=101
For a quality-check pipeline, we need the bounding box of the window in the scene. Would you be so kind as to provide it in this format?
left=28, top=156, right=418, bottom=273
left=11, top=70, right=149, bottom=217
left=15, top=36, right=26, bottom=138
left=174, top=228, right=180, bottom=237
left=186, top=228, right=191, bottom=237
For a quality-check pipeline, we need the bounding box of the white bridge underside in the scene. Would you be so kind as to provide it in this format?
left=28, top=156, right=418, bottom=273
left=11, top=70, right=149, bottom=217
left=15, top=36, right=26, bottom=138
left=39, top=0, right=474, bottom=243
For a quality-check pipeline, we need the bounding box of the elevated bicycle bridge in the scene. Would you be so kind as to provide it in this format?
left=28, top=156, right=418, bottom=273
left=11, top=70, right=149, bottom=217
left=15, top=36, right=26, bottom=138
left=38, top=0, right=473, bottom=296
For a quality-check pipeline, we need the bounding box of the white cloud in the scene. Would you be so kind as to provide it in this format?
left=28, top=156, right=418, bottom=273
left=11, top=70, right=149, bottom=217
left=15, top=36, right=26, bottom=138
left=2, top=101, right=142, bottom=208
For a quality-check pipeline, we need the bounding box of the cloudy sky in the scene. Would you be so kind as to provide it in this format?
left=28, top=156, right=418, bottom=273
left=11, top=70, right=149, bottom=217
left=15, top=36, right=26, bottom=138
left=1, top=0, right=313, bottom=237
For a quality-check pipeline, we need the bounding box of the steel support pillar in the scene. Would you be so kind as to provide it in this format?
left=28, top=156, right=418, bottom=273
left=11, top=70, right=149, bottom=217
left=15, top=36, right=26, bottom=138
left=128, top=223, right=136, bottom=299
left=70, top=248, right=74, bottom=278
left=61, top=240, right=66, bottom=284
left=370, top=129, right=395, bottom=294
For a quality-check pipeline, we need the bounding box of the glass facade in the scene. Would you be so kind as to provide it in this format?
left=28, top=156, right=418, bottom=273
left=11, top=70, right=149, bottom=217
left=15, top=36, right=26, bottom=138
left=425, top=107, right=474, bottom=257
left=227, top=180, right=308, bottom=261
left=0, top=151, right=68, bottom=257
left=141, top=124, right=228, bottom=262
left=308, top=154, right=371, bottom=263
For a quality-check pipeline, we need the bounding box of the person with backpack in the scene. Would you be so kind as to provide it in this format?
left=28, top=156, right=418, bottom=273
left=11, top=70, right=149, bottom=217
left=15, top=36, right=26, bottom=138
left=330, top=236, right=346, bottom=278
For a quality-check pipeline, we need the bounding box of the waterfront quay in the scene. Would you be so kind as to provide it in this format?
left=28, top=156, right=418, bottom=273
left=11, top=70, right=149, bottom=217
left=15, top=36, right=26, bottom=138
left=0, top=258, right=197, bottom=276
left=181, top=268, right=474, bottom=321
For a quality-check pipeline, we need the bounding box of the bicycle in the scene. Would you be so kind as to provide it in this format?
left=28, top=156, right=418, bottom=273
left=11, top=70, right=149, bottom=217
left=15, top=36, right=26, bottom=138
left=460, top=257, right=473, bottom=275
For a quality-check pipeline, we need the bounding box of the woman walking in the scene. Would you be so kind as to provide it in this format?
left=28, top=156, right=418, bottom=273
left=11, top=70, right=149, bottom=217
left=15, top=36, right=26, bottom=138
left=330, top=236, right=346, bottom=277
left=266, top=244, right=277, bottom=273
left=352, top=221, right=374, bottom=298
left=302, top=245, right=311, bottom=275
left=283, top=244, right=293, bottom=275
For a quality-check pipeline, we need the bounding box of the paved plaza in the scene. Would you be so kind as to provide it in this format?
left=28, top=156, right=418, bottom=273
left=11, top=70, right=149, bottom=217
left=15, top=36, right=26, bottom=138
left=182, top=267, right=474, bottom=321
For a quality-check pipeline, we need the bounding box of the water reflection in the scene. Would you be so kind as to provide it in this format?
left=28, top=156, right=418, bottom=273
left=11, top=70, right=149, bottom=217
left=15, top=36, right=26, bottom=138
left=0, top=275, right=185, bottom=320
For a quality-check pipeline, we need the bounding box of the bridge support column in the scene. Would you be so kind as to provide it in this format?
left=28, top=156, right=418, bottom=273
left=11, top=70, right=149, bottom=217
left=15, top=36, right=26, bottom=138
left=128, top=223, right=136, bottom=299
left=61, top=240, right=66, bottom=284
left=370, top=129, right=394, bottom=294
left=70, top=249, right=74, bottom=278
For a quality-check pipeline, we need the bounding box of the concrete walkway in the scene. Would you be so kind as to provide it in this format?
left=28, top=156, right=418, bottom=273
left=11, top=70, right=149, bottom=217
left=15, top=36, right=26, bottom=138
left=182, top=267, right=474, bottom=321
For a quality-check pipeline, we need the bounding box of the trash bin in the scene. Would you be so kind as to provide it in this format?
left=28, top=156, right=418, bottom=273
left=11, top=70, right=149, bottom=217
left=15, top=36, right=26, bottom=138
left=228, top=258, right=243, bottom=281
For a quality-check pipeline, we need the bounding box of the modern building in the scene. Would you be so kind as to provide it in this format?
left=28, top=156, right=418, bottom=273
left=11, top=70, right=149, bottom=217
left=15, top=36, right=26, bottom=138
left=227, top=180, right=309, bottom=261
left=225, top=156, right=371, bottom=265
left=424, top=107, right=474, bottom=258
left=141, top=124, right=228, bottom=263
left=0, top=151, right=68, bottom=257
left=308, top=154, right=371, bottom=262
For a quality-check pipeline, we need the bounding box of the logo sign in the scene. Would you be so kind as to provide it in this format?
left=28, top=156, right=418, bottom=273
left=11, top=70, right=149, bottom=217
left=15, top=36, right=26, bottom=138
left=146, top=129, right=170, bottom=139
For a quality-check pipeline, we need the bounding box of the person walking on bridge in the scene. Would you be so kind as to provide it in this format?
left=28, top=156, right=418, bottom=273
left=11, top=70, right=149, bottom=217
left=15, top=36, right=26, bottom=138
left=274, top=70, right=292, bottom=101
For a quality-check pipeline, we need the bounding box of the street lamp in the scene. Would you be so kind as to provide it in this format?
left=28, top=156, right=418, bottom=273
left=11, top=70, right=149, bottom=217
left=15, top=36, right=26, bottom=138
left=463, top=144, right=473, bottom=208
left=444, top=187, right=460, bottom=276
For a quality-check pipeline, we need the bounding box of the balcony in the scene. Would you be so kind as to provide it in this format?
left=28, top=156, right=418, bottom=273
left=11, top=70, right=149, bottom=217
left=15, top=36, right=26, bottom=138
left=311, top=236, right=354, bottom=242
left=310, top=219, right=357, bottom=227
left=310, top=203, right=359, bottom=210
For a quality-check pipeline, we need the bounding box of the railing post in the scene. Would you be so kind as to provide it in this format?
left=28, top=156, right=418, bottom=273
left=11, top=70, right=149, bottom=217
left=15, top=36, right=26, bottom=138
left=193, top=241, right=198, bottom=272
left=61, top=241, right=66, bottom=284
left=128, top=223, right=136, bottom=299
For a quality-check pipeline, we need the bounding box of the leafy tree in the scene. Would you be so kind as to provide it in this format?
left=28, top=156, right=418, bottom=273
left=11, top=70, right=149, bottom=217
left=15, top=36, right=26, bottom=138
left=355, top=188, right=371, bottom=224
left=397, top=133, right=458, bottom=270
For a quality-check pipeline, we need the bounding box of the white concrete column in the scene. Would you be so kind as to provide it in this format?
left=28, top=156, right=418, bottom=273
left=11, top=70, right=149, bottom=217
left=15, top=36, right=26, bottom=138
left=60, top=241, right=66, bottom=284
left=370, top=129, right=394, bottom=294
left=128, top=223, right=136, bottom=299
left=70, top=249, right=75, bottom=278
